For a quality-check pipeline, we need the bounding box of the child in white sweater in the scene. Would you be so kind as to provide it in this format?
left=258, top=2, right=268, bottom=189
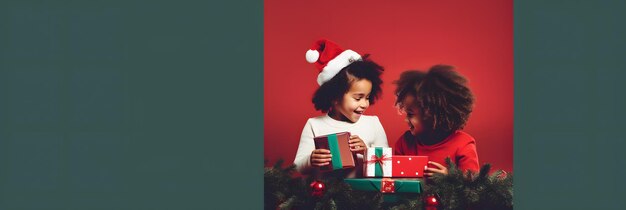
left=293, top=39, right=389, bottom=178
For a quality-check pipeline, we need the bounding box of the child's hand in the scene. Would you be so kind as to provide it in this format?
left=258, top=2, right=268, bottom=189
left=310, top=149, right=332, bottom=167
left=425, top=161, right=448, bottom=177
left=349, top=135, right=367, bottom=154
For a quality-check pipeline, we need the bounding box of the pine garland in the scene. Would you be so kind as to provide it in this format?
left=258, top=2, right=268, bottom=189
left=427, top=158, right=513, bottom=210
left=264, top=159, right=513, bottom=210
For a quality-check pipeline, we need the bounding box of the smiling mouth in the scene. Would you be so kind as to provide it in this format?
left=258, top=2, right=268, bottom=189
left=354, top=111, right=364, bottom=115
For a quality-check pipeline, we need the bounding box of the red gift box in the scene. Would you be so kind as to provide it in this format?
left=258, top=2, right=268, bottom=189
left=313, top=132, right=355, bottom=171
left=391, top=156, right=428, bottom=177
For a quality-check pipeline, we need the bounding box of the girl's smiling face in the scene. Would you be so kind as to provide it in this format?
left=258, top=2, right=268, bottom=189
left=402, top=96, right=425, bottom=136
left=329, top=79, right=372, bottom=123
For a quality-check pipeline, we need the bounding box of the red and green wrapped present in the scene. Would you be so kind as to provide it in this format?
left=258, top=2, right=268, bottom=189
left=364, top=147, right=393, bottom=177
left=344, top=178, right=422, bottom=202
left=314, top=132, right=355, bottom=171
left=392, top=155, right=429, bottom=178
left=364, top=147, right=428, bottom=177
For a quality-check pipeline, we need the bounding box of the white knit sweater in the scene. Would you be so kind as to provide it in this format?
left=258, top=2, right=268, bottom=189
left=293, top=114, right=389, bottom=178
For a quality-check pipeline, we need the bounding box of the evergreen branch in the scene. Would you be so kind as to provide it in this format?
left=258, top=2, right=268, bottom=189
left=329, top=199, right=337, bottom=210
left=264, top=158, right=513, bottom=210
left=477, top=163, right=491, bottom=180
left=444, top=157, right=460, bottom=176
left=273, top=159, right=285, bottom=169
left=278, top=196, right=297, bottom=210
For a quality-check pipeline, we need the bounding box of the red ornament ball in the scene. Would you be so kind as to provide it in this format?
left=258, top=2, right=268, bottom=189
left=425, top=194, right=439, bottom=206
left=310, top=180, right=325, bottom=197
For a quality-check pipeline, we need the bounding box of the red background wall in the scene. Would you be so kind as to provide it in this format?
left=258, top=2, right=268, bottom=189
left=264, top=0, right=513, bottom=173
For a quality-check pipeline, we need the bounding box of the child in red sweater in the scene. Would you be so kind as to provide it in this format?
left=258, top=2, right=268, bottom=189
left=393, top=65, right=479, bottom=176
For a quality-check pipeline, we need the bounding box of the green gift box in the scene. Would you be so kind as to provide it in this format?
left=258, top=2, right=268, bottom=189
left=344, top=178, right=422, bottom=202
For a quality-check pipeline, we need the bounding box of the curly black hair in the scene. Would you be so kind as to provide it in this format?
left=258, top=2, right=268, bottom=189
left=394, top=65, right=474, bottom=139
left=312, top=55, right=384, bottom=113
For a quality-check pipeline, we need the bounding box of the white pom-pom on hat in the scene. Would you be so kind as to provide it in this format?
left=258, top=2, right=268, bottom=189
left=305, top=50, right=319, bottom=63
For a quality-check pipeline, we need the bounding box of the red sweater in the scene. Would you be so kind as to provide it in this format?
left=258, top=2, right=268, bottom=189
left=394, top=130, right=480, bottom=173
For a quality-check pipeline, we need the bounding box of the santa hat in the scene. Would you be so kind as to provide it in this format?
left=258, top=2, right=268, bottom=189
left=305, top=39, right=362, bottom=85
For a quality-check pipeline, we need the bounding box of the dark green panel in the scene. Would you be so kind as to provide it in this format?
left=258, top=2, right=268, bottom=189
left=0, top=0, right=262, bottom=209
left=515, top=1, right=626, bottom=209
